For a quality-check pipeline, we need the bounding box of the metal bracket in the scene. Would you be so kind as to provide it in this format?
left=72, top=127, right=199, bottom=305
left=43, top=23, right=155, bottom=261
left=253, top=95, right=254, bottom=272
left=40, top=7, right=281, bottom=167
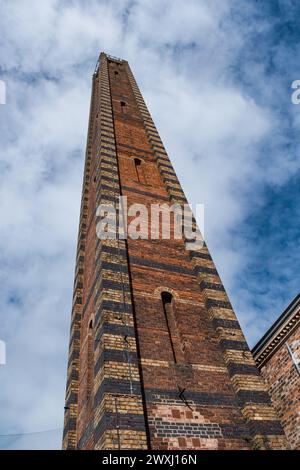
left=177, top=385, right=192, bottom=410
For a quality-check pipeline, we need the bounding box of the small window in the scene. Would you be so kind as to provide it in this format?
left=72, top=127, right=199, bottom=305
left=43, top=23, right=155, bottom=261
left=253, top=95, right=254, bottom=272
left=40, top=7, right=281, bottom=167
left=115, top=71, right=119, bottom=77
left=161, top=291, right=183, bottom=364
left=161, top=292, right=172, bottom=304
left=134, top=158, right=146, bottom=184
left=120, top=101, right=126, bottom=113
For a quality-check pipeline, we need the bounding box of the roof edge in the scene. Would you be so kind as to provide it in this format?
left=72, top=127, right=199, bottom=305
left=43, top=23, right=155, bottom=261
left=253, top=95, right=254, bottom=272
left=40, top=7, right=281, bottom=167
left=252, top=293, right=300, bottom=368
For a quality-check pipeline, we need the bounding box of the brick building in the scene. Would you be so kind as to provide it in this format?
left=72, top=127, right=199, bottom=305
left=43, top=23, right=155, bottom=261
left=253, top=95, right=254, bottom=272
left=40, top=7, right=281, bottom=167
left=252, top=294, right=300, bottom=449
left=62, top=52, right=287, bottom=450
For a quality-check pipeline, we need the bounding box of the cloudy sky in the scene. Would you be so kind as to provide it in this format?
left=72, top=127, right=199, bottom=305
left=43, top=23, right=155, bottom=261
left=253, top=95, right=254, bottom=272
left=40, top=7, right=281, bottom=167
left=0, top=0, right=299, bottom=450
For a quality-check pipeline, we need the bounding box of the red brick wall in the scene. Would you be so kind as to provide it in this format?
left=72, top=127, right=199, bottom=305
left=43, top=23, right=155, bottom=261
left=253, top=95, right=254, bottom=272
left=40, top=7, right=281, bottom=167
left=105, top=58, right=271, bottom=450
left=260, top=326, right=300, bottom=449
left=63, top=53, right=287, bottom=450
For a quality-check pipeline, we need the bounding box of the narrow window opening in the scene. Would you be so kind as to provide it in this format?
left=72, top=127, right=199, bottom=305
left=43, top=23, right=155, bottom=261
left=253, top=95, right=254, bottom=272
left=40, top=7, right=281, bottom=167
left=115, top=71, right=119, bottom=77
left=161, top=292, right=184, bottom=364
left=161, top=291, right=172, bottom=304
left=134, top=158, right=146, bottom=184
left=161, top=292, right=175, bottom=363
left=120, top=101, right=126, bottom=113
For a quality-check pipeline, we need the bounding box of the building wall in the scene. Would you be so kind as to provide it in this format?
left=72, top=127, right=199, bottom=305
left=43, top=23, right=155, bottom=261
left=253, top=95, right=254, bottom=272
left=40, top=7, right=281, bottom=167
left=63, top=53, right=287, bottom=450
left=109, top=60, right=251, bottom=451
left=260, top=326, right=300, bottom=450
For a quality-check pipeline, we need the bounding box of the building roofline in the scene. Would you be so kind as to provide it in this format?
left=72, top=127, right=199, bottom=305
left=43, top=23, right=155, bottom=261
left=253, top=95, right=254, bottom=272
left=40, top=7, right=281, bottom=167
left=100, top=52, right=127, bottom=62
left=93, top=53, right=128, bottom=77
left=252, top=293, right=300, bottom=368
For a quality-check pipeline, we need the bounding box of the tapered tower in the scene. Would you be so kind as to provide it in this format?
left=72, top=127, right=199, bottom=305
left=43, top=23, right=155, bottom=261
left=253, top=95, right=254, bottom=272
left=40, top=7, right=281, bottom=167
left=63, top=53, right=286, bottom=450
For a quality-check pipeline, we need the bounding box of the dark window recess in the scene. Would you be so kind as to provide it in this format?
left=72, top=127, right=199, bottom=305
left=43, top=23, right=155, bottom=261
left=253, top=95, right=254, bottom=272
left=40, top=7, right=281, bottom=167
left=161, top=292, right=184, bottom=364
left=120, top=101, right=126, bottom=113
left=134, top=158, right=146, bottom=184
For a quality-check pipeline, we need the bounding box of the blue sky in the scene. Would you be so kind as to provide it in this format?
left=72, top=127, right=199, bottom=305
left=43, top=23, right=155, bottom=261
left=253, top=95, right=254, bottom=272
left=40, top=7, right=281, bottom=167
left=0, top=0, right=299, bottom=449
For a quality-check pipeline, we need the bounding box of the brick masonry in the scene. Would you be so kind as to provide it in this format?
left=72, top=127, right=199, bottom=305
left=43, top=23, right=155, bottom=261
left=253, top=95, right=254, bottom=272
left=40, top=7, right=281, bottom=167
left=62, top=53, right=287, bottom=450
left=253, top=294, right=300, bottom=449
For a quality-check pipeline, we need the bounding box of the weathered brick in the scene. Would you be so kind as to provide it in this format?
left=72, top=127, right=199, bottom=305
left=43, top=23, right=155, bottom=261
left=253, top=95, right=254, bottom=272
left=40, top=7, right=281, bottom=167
left=62, top=52, right=287, bottom=451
